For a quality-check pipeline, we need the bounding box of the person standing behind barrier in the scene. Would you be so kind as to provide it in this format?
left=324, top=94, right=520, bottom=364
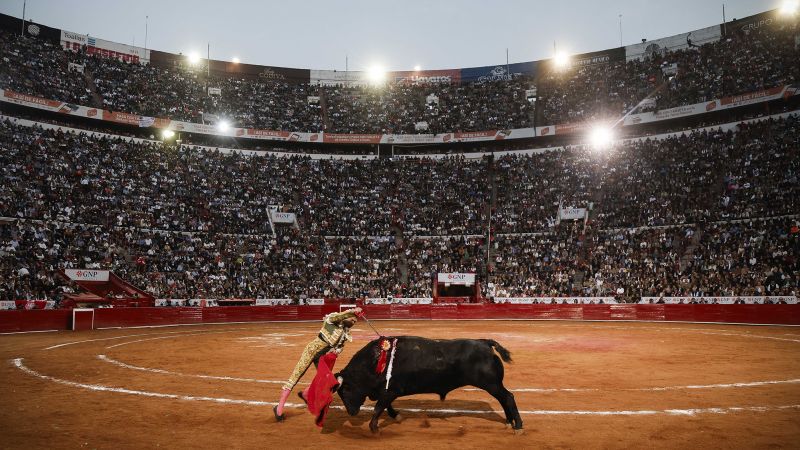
left=273, top=307, right=363, bottom=421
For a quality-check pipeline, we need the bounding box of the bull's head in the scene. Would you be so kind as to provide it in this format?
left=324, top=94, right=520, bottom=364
left=334, top=372, right=367, bottom=416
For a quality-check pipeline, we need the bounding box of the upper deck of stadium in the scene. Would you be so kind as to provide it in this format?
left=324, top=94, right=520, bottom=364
left=0, top=8, right=796, bottom=147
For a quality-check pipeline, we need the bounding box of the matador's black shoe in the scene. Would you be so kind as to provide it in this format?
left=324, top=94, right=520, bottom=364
left=273, top=405, right=285, bottom=422
left=297, top=391, right=308, bottom=405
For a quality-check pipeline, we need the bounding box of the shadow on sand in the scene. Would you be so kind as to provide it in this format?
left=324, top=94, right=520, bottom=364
left=321, top=398, right=505, bottom=438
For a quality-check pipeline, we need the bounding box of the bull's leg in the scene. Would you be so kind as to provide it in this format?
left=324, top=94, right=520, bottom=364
left=482, top=384, right=523, bottom=430
left=500, top=387, right=523, bottom=431
left=386, top=403, right=404, bottom=422
left=369, top=394, right=397, bottom=434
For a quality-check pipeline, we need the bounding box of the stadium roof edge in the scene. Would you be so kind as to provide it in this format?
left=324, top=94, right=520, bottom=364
left=0, top=8, right=783, bottom=78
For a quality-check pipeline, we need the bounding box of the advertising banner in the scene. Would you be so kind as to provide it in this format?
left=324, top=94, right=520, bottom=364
left=625, top=24, right=720, bottom=61
left=494, top=297, right=617, bottom=304
left=322, top=133, right=382, bottom=144
left=2, top=78, right=792, bottom=146
left=221, top=63, right=310, bottom=83
left=238, top=129, right=319, bottom=142
left=640, top=296, right=798, bottom=304
left=155, top=299, right=188, bottom=306
left=535, top=122, right=591, bottom=137
left=443, top=128, right=535, bottom=142
left=270, top=211, right=296, bottom=223
left=570, top=47, right=625, bottom=67
left=437, top=273, right=476, bottom=285
left=461, top=61, right=538, bottom=82
left=310, top=69, right=370, bottom=87
left=64, top=269, right=110, bottom=282
left=622, top=85, right=798, bottom=126
left=365, top=298, right=433, bottom=304
left=718, top=85, right=796, bottom=108
left=390, top=69, right=461, bottom=85
left=101, top=110, right=142, bottom=126
left=61, top=30, right=151, bottom=64
left=0, top=300, right=55, bottom=310
left=255, top=299, right=293, bottom=306
left=559, top=207, right=587, bottom=220
left=726, top=10, right=779, bottom=35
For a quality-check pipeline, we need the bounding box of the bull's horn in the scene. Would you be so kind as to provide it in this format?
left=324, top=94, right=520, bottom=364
left=337, top=376, right=344, bottom=384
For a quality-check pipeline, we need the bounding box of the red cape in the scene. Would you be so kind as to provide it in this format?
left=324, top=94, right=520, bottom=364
left=305, top=352, right=339, bottom=427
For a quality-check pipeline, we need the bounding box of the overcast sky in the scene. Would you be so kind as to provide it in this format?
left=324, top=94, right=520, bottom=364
left=0, top=0, right=776, bottom=70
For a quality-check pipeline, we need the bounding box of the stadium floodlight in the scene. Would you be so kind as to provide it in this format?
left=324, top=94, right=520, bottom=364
left=780, top=0, right=799, bottom=15
left=161, top=129, right=175, bottom=139
left=413, top=65, right=421, bottom=72
left=589, top=125, right=615, bottom=149
left=554, top=51, right=570, bottom=68
left=188, top=52, right=201, bottom=65
left=367, top=65, right=386, bottom=84
left=217, top=120, right=231, bottom=132
left=232, top=57, right=240, bottom=64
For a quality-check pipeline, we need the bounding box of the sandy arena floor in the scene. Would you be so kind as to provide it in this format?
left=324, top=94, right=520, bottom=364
left=1, top=320, right=799, bottom=449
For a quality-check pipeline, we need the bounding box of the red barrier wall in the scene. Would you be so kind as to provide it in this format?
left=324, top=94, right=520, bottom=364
left=0, top=304, right=798, bottom=333
left=0, top=309, right=72, bottom=333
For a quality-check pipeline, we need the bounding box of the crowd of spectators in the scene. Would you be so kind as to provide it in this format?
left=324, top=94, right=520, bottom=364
left=324, top=81, right=532, bottom=134
left=1, top=15, right=795, bottom=135
left=0, top=113, right=797, bottom=302
left=0, top=28, right=90, bottom=105
left=537, top=18, right=799, bottom=124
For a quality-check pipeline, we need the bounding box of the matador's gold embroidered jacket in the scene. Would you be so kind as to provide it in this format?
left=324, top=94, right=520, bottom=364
left=317, top=309, right=359, bottom=349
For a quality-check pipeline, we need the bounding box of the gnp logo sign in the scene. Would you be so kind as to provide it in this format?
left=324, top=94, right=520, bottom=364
left=437, top=273, right=476, bottom=285
left=65, top=269, right=110, bottom=282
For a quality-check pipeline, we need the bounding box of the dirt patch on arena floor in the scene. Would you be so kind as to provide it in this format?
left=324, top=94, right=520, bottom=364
left=1, top=321, right=799, bottom=449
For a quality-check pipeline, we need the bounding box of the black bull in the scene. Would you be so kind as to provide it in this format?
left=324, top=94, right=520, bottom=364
left=334, top=336, right=523, bottom=433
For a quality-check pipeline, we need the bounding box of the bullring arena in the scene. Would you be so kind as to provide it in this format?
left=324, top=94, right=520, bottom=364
left=1, top=1, right=800, bottom=448
left=2, top=307, right=800, bottom=449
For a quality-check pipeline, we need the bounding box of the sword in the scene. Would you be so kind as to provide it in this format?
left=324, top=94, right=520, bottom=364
left=359, top=314, right=383, bottom=338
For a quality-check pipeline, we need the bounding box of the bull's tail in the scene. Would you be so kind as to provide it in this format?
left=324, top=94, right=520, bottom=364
left=482, top=339, right=513, bottom=363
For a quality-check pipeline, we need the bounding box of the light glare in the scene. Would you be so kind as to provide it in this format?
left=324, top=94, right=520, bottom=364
left=554, top=51, right=570, bottom=68
left=188, top=52, right=201, bottom=65
left=232, top=57, right=240, bottom=64
left=589, top=126, right=614, bottom=149
left=780, top=0, right=799, bottom=15
left=413, top=65, right=421, bottom=72
left=161, top=129, right=175, bottom=139
left=367, top=65, right=386, bottom=84
left=217, top=120, right=231, bottom=132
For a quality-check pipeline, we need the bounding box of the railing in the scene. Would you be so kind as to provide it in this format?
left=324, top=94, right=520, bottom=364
left=1, top=304, right=797, bottom=333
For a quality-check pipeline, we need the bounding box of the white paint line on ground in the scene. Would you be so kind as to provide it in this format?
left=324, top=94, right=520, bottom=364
left=45, top=328, right=249, bottom=350
left=12, top=358, right=800, bottom=417
left=99, top=350, right=800, bottom=393
left=45, top=332, right=179, bottom=350
left=463, top=387, right=597, bottom=393
left=98, top=354, right=303, bottom=385
left=105, top=329, right=249, bottom=349
left=44, top=323, right=800, bottom=352
left=465, top=379, right=800, bottom=393
left=629, top=379, right=800, bottom=391
left=551, top=324, right=800, bottom=343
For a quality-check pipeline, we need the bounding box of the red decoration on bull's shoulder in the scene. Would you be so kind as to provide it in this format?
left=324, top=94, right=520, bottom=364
left=375, top=338, right=392, bottom=374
